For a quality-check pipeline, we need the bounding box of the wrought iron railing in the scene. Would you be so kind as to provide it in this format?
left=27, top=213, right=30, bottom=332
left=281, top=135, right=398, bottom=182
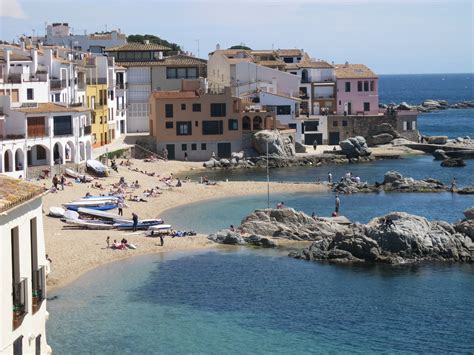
left=32, top=266, right=46, bottom=312
left=13, top=278, right=28, bottom=329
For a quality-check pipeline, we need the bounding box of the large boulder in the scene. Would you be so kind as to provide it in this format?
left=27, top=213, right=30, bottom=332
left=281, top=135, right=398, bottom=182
left=464, top=207, right=474, bottom=220
left=441, top=158, right=466, bottom=167
left=339, top=136, right=371, bottom=158
left=433, top=149, right=449, bottom=160
left=382, top=171, right=447, bottom=192
left=231, top=151, right=244, bottom=160
left=426, top=136, right=448, bottom=145
left=244, top=234, right=276, bottom=248
left=383, top=171, right=403, bottom=184
left=294, top=141, right=307, bottom=153
left=208, top=230, right=246, bottom=245
left=454, top=220, right=474, bottom=239
left=203, top=158, right=220, bottom=168
left=371, top=133, right=394, bottom=145
left=252, top=130, right=295, bottom=158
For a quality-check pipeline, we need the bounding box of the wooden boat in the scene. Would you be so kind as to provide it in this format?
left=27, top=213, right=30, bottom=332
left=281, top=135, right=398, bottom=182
left=65, top=168, right=94, bottom=182
left=61, top=218, right=115, bottom=230
left=86, top=159, right=109, bottom=177
left=64, top=203, right=117, bottom=211
left=114, top=219, right=163, bottom=230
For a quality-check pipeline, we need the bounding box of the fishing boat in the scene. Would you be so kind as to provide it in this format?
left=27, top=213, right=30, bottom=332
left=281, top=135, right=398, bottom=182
left=114, top=219, right=163, bottom=230
left=64, top=168, right=94, bottom=182
left=62, top=218, right=115, bottom=230
left=81, top=195, right=120, bottom=201
left=147, top=224, right=172, bottom=234
left=86, top=159, right=109, bottom=177
left=49, top=206, right=66, bottom=218
left=64, top=203, right=117, bottom=211
left=77, top=207, right=131, bottom=223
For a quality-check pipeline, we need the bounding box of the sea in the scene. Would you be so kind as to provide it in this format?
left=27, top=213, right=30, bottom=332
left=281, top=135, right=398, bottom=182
left=48, top=74, right=474, bottom=353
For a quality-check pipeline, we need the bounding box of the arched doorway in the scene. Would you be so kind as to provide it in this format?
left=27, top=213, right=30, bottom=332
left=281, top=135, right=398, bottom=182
left=28, top=145, right=50, bottom=167
left=15, top=148, right=24, bottom=171
left=242, top=116, right=251, bottom=130
left=86, top=141, right=92, bottom=160
left=4, top=150, right=13, bottom=172
left=66, top=141, right=75, bottom=163
left=253, top=116, right=262, bottom=130
left=53, top=142, right=64, bottom=165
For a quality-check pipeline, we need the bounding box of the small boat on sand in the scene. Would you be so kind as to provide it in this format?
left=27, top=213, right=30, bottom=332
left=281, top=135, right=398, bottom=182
left=62, top=218, right=115, bottom=230
left=49, top=206, right=66, bottom=218
left=65, top=168, right=94, bottom=182
left=64, top=203, right=117, bottom=211
left=114, top=219, right=163, bottom=230
left=86, top=159, right=109, bottom=177
left=77, top=207, right=130, bottom=223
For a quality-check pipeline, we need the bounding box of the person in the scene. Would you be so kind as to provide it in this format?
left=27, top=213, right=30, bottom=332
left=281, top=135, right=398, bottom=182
left=121, top=238, right=128, bottom=248
left=450, top=177, right=457, bottom=193
left=276, top=201, right=284, bottom=209
left=176, top=178, right=182, bottom=187
left=328, top=172, right=333, bottom=184
left=162, top=148, right=168, bottom=161
left=132, top=213, right=139, bottom=232
left=160, top=235, right=164, bottom=246
left=313, top=139, right=318, bottom=151
left=52, top=175, right=59, bottom=190
left=211, top=151, right=216, bottom=159
left=118, top=199, right=125, bottom=216
left=355, top=176, right=361, bottom=184
left=230, top=224, right=235, bottom=232
left=184, top=152, right=188, bottom=161
left=335, top=195, right=340, bottom=214
left=106, top=236, right=110, bottom=248
left=60, top=174, right=66, bottom=190
left=311, top=212, right=317, bottom=220
left=111, top=160, right=118, bottom=172
left=45, top=254, right=52, bottom=276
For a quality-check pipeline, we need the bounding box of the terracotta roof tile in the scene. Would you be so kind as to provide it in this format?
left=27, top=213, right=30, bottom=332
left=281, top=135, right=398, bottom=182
left=0, top=176, right=46, bottom=213
left=151, top=90, right=200, bottom=99
left=115, top=55, right=206, bottom=67
left=105, top=42, right=172, bottom=52
left=276, top=49, right=303, bottom=57
left=335, top=64, right=378, bottom=79
left=14, top=103, right=89, bottom=113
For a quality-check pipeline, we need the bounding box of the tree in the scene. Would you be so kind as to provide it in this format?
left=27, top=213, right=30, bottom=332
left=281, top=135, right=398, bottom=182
left=229, top=45, right=252, bottom=50
left=127, top=34, right=182, bottom=52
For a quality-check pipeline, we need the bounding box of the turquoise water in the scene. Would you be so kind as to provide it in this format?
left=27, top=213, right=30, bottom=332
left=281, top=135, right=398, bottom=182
left=47, top=249, right=474, bottom=353
left=162, top=191, right=473, bottom=234
left=184, top=155, right=474, bottom=187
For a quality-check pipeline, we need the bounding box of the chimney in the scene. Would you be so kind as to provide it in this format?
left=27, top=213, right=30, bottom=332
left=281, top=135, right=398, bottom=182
left=216, top=43, right=221, bottom=51
left=4, top=49, right=10, bottom=77
left=31, top=48, right=38, bottom=73
left=144, top=39, right=150, bottom=45
left=20, top=39, right=25, bottom=51
left=158, top=51, right=163, bottom=60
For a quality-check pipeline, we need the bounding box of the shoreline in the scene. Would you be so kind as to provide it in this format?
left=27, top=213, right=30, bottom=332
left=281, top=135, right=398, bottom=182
left=43, top=159, right=326, bottom=292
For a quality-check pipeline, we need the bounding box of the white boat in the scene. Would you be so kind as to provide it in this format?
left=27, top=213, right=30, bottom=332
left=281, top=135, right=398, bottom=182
left=86, top=159, right=109, bottom=176
left=64, top=200, right=116, bottom=207
left=49, top=207, right=65, bottom=218
left=65, top=168, right=94, bottom=182
left=148, top=224, right=172, bottom=232
left=77, top=207, right=130, bottom=223
left=80, top=195, right=120, bottom=201
left=62, top=218, right=115, bottom=230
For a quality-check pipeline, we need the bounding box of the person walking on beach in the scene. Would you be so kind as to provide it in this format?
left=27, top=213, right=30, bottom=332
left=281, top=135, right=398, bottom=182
left=106, top=236, right=110, bottom=248
left=132, top=213, right=139, bottom=232
left=52, top=175, right=59, bottom=190
left=184, top=152, right=188, bottom=161
left=60, top=174, right=66, bottom=190
left=160, top=235, right=164, bottom=246
left=118, top=198, right=127, bottom=216
left=335, top=195, right=340, bottom=215
left=162, top=148, right=168, bottom=161
left=313, top=139, right=318, bottom=151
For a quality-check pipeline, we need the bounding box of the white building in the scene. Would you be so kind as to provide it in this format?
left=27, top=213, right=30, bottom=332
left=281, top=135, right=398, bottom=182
left=107, top=58, right=127, bottom=137
left=0, top=176, right=51, bottom=355
left=0, top=97, right=92, bottom=178
left=43, top=23, right=126, bottom=54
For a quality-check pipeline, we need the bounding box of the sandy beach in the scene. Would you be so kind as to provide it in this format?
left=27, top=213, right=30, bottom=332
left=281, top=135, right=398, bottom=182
left=42, top=158, right=327, bottom=291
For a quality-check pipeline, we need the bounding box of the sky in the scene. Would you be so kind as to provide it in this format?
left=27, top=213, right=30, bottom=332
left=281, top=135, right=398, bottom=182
left=0, top=0, right=472, bottom=74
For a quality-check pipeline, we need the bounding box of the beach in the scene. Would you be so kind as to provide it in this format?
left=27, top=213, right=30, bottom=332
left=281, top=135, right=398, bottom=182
left=43, top=158, right=327, bottom=291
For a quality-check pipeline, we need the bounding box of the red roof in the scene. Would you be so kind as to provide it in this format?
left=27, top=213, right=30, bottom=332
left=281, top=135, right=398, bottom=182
left=151, top=90, right=199, bottom=99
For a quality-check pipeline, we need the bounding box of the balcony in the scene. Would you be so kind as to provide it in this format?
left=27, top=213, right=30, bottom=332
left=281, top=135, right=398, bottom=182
left=13, top=278, right=28, bottom=330
left=32, top=266, right=46, bottom=313
left=50, top=79, right=67, bottom=90
left=86, top=77, right=107, bottom=85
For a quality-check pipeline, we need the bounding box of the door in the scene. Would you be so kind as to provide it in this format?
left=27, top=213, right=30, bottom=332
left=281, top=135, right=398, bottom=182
left=217, top=142, right=231, bottom=158
left=304, top=133, right=323, bottom=145
left=166, top=144, right=175, bottom=160
left=312, top=102, right=320, bottom=115
left=329, top=132, right=340, bottom=145
left=348, top=102, right=352, bottom=115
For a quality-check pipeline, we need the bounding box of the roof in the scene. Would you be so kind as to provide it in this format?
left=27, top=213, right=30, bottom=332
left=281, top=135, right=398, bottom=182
left=334, top=63, right=378, bottom=79
left=256, top=60, right=286, bottom=67
left=151, top=90, right=200, bottom=99
left=115, top=54, right=206, bottom=67
left=0, top=50, right=32, bottom=63
left=14, top=103, right=89, bottom=113
left=0, top=176, right=46, bottom=213
left=105, top=42, right=172, bottom=52
left=276, top=49, right=303, bottom=57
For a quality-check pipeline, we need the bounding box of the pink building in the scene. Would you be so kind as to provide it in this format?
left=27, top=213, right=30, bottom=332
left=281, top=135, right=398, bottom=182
left=335, top=63, right=379, bottom=115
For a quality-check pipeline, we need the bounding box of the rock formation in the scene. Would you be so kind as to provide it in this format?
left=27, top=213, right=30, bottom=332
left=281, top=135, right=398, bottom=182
left=252, top=130, right=295, bottom=158
left=339, top=136, right=371, bottom=158
left=440, top=158, right=466, bottom=168
left=382, top=171, right=447, bottom=192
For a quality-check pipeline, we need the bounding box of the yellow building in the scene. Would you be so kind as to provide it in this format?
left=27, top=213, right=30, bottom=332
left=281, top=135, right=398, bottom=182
left=86, top=83, right=109, bottom=147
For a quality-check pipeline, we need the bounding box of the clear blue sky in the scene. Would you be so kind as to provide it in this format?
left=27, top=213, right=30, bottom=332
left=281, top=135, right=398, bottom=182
left=1, top=0, right=473, bottom=74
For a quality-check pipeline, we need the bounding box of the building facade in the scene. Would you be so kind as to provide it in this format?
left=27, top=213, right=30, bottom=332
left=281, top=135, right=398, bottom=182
left=106, top=42, right=206, bottom=133
left=0, top=176, right=50, bottom=355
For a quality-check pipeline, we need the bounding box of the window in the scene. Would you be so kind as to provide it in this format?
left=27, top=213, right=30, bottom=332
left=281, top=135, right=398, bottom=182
left=364, top=102, right=370, bottom=111
left=181, top=103, right=186, bottom=110
left=342, top=120, right=348, bottom=127
left=283, top=57, right=293, bottom=63
left=177, top=121, right=192, bottom=135
left=182, top=144, right=187, bottom=151
left=166, top=67, right=199, bottom=79
left=27, top=88, right=34, bottom=100
left=357, top=81, right=362, bottom=92
left=195, top=121, right=199, bottom=127
left=53, top=116, right=73, bottom=136
left=288, top=123, right=297, bottom=130
left=364, top=81, right=369, bottom=92
left=192, top=103, right=201, bottom=112
left=228, top=119, right=238, bottom=130
left=201, top=143, right=207, bottom=150
left=165, top=104, right=173, bottom=118
left=332, top=120, right=338, bottom=127
left=276, top=105, right=291, bottom=115
left=202, top=120, right=223, bottom=135
left=165, top=122, right=173, bottom=129
left=370, top=80, right=375, bottom=91
left=210, top=103, right=226, bottom=117
left=345, top=82, right=351, bottom=92
left=304, top=121, right=319, bottom=131
left=192, top=143, right=197, bottom=151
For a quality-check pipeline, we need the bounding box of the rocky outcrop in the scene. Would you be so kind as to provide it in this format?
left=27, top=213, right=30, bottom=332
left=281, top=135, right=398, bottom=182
left=290, top=212, right=473, bottom=264
left=339, top=136, right=371, bottom=158
left=426, top=136, right=448, bottom=145
left=433, top=149, right=449, bottom=160
left=464, top=207, right=474, bottom=220
left=458, top=185, right=474, bottom=195
left=208, top=230, right=246, bottom=245
left=244, top=234, right=276, bottom=248
left=371, top=133, right=395, bottom=145
left=382, top=171, right=447, bottom=192
left=381, top=100, right=474, bottom=113
left=441, top=158, right=466, bottom=167
left=252, top=130, right=295, bottom=158
left=367, top=123, right=401, bottom=146
left=332, top=179, right=377, bottom=194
